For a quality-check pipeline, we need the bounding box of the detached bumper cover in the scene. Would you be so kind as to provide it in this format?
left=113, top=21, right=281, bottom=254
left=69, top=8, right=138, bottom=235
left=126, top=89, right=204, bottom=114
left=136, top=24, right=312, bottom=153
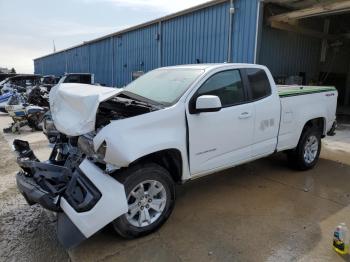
left=13, top=139, right=128, bottom=248
left=16, top=171, right=60, bottom=211
left=60, top=159, right=128, bottom=239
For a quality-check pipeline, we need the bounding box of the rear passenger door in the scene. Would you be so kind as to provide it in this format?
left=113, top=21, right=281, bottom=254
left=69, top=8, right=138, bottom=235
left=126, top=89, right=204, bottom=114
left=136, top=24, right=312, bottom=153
left=187, top=69, right=255, bottom=176
left=243, top=68, right=280, bottom=157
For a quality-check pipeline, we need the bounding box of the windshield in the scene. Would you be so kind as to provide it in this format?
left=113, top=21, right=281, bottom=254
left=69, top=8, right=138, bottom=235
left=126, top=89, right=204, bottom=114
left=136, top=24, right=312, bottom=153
left=124, top=68, right=204, bottom=105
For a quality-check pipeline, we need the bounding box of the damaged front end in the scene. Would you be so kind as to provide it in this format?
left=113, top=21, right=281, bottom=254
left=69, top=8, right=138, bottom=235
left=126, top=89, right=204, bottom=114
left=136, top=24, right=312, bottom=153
left=13, top=136, right=128, bottom=249
left=14, top=84, right=164, bottom=248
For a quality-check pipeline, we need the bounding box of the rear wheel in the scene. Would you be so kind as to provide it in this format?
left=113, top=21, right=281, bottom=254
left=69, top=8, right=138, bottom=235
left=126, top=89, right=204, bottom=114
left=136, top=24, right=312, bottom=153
left=288, top=128, right=321, bottom=170
left=112, top=163, right=175, bottom=238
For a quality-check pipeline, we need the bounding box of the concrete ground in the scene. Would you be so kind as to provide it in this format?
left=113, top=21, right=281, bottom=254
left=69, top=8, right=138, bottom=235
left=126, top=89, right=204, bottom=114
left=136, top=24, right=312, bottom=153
left=1, top=114, right=350, bottom=262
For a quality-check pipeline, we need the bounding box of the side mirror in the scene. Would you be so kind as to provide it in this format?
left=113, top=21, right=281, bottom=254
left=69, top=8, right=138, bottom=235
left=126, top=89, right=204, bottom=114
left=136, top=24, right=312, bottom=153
left=195, top=95, right=222, bottom=113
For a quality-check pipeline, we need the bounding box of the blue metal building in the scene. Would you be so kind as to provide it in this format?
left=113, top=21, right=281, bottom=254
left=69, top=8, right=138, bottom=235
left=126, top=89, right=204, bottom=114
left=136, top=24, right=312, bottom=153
left=34, top=0, right=261, bottom=87
left=33, top=0, right=350, bottom=112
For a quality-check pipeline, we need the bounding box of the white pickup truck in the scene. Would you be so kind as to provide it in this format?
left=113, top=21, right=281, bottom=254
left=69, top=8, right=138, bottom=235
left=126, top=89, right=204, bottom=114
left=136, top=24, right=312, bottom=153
left=13, top=63, right=337, bottom=248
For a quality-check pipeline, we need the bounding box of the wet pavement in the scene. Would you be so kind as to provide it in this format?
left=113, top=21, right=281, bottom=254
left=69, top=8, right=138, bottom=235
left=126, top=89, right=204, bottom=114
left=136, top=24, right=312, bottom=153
left=0, top=114, right=350, bottom=262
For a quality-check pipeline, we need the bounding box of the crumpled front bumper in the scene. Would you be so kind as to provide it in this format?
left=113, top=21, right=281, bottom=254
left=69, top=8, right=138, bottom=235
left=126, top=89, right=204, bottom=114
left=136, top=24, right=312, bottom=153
left=13, top=139, right=128, bottom=249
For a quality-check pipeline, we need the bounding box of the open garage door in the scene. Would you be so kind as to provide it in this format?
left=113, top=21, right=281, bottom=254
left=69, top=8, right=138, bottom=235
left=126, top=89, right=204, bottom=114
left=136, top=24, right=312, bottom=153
left=257, top=0, right=350, bottom=122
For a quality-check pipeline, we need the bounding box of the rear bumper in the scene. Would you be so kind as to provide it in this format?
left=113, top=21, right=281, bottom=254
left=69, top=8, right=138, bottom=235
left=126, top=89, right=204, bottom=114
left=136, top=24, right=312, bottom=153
left=13, top=139, right=128, bottom=248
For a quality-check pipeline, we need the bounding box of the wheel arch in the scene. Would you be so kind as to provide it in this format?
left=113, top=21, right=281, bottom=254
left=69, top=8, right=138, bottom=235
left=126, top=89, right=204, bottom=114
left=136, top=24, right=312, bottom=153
left=301, top=117, right=326, bottom=137
left=128, top=148, right=183, bottom=183
left=288, top=118, right=323, bottom=170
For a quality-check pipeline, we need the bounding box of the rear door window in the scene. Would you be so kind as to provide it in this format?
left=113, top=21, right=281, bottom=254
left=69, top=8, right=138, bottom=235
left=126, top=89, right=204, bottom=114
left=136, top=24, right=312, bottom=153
left=246, top=68, right=271, bottom=100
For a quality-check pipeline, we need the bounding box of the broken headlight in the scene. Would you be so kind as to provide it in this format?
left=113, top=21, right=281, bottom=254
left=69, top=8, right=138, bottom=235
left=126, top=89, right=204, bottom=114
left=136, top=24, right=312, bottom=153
left=42, top=113, right=60, bottom=144
left=95, top=141, right=107, bottom=161
left=77, top=134, right=95, bottom=157
left=77, top=134, right=106, bottom=162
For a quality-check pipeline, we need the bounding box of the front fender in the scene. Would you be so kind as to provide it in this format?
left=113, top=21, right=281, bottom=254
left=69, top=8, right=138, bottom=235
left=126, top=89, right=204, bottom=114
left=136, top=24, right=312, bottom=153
left=94, top=104, right=188, bottom=171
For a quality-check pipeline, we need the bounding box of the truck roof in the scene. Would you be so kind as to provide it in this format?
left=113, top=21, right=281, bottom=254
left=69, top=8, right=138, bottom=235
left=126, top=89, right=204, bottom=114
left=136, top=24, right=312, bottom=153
left=160, top=63, right=266, bottom=71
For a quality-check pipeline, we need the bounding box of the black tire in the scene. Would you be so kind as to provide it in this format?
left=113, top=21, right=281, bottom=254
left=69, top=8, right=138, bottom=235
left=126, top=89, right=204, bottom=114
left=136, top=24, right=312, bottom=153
left=112, top=163, right=175, bottom=239
left=287, top=127, right=322, bottom=170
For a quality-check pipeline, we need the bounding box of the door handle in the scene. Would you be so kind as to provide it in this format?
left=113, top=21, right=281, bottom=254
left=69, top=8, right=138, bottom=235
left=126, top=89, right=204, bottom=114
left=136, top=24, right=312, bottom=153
left=239, top=112, right=252, bottom=119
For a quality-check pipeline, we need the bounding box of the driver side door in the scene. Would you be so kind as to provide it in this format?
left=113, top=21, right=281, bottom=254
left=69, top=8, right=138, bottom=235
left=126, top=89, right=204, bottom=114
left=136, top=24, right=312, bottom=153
left=186, top=69, right=254, bottom=176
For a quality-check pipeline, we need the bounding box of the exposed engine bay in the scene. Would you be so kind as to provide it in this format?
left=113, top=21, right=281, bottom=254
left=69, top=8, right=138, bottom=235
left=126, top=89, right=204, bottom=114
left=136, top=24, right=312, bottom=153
left=43, top=91, right=163, bottom=167
left=95, top=93, right=162, bottom=129
left=49, top=83, right=162, bottom=136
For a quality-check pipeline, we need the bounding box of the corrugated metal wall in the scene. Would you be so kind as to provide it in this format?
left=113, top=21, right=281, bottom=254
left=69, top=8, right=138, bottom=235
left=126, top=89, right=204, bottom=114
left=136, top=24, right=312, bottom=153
left=66, top=45, right=90, bottom=73
left=258, top=25, right=322, bottom=83
left=34, top=52, right=66, bottom=76
left=114, top=24, right=159, bottom=87
left=232, top=0, right=258, bottom=63
left=34, top=0, right=259, bottom=87
left=89, top=39, right=113, bottom=86
left=162, top=1, right=229, bottom=66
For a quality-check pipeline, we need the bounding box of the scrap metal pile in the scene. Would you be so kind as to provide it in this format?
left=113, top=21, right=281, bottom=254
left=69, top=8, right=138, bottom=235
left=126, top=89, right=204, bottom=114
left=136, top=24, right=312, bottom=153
left=0, top=75, right=57, bottom=133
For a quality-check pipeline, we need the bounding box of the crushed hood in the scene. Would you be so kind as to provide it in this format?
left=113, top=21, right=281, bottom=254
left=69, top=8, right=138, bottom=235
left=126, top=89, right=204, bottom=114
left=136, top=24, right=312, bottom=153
left=50, top=83, right=121, bottom=136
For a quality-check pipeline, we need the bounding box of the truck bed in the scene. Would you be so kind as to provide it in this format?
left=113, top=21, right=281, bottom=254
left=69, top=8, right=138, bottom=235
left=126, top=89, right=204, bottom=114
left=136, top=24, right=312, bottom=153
left=276, top=84, right=337, bottom=152
left=277, top=85, right=336, bottom=97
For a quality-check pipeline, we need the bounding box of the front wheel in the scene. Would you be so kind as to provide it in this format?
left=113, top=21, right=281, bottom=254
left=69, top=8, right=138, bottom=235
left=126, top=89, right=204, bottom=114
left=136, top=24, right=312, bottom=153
left=288, top=128, right=321, bottom=170
left=112, top=163, right=175, bottom=238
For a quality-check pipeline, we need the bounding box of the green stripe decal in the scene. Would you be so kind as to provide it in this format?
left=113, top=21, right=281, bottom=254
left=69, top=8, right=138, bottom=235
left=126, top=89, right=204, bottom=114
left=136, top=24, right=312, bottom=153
left=278, top=85, right=336, bottom=97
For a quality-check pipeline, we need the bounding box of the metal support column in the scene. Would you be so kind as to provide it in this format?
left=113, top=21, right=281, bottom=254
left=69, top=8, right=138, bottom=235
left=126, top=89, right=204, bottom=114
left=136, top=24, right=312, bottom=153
left=345, top=66, right=350, bottom=107
left=65, top=51, right=68, bottom=73
left=158, top=21, right=162, bottom=67
left=111, top=37, right=115, bottom=87
left=227, top=0, right=234, bottom=62
left=254, top=0, right=263, bottom=64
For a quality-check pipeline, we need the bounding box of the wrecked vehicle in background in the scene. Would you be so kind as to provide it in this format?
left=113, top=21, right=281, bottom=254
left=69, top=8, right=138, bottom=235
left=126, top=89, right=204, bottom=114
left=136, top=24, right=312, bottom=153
left=40, top=75, right=60, bottom=91
left=1, top=74, right=41, bottom=93
left=4, top=102, right=46, bottom=133
left=0, top=73, right=17, bottom=82
left=0, top=75, right=42, bottom=112
left=2, top=72, right=97, bottom=132
left=3, top=88, right=48, bottom=133
left=0, top=92, right=14, bottom=113
left=13, top=64, right=337, bottom=248
left=1, top=76, right=50, bottom=132
left=57, top=73, right=95, bottom=85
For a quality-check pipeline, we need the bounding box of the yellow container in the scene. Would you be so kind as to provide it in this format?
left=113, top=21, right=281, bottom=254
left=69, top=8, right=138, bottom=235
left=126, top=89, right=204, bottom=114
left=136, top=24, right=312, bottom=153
left=333, top=223, right=349, bottom=255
